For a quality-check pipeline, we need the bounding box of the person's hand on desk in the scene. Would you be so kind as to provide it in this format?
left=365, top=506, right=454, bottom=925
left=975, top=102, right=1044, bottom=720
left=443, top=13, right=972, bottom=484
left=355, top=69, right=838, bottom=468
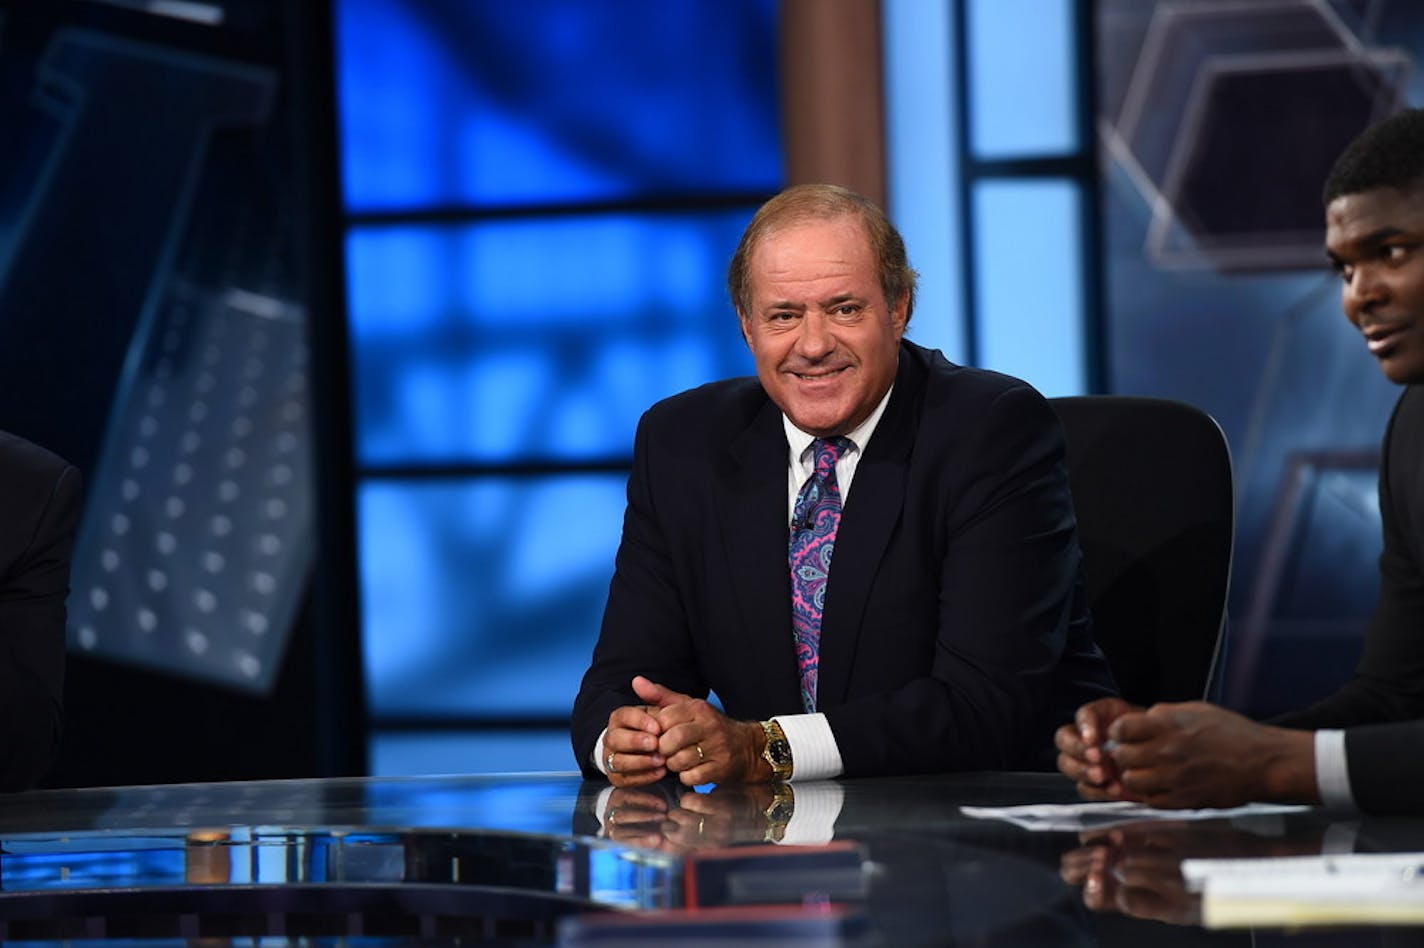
left=1055, top=697, right=1140, bottom=799
left=1076, top=702, right=1318, bottom=809
left=603, top=683, right=669, bottom=788
left=631, top=676, right=768, bottom=786
left=1057, top=699, right=1317, bottom=808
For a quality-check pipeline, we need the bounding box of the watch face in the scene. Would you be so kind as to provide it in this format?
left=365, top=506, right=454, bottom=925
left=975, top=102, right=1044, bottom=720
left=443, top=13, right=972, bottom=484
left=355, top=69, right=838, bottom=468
left=767, top=741, right=792, bottom=766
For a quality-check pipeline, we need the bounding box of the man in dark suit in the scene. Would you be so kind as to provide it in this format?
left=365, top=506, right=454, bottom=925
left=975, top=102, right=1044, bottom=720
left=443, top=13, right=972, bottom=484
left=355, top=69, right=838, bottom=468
left=573, top=183, right=1116, bottom=788
left=0, top=430, right=80, bottom=790
left=1057, top=109, right=1424, bottom=816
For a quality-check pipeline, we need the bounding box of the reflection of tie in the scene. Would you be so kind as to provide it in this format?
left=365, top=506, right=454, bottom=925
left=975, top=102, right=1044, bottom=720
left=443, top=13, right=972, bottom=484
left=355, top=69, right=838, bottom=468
left=789, top=437, right=850, bottom=713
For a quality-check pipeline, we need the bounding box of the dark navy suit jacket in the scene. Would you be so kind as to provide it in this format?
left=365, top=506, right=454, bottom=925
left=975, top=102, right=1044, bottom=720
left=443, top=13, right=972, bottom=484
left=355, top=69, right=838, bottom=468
left=1276, top=386, right=1424, bottom=814
left=572, top=341, right=1116, bottom=777
left=0, top=430, right=80, bottom=790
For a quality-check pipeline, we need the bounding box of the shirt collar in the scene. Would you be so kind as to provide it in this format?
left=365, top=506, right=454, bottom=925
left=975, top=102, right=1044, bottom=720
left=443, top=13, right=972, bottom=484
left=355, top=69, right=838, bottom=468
left=782, top=385, right=895, bottom=462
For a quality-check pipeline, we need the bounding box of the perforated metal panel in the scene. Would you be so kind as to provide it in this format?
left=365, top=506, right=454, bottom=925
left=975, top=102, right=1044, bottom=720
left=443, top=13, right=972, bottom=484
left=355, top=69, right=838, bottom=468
left=69, top=284, right=312, bottom=693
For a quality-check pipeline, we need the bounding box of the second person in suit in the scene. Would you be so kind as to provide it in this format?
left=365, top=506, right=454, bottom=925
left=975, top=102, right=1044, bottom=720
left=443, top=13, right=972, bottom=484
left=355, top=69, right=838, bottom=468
left=1056, top=108, right=1424, bottom=817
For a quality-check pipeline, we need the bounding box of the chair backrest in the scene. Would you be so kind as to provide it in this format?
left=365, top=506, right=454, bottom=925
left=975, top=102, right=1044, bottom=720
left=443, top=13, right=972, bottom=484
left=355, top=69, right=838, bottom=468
left=1049, top=396, right=1234, bottom=706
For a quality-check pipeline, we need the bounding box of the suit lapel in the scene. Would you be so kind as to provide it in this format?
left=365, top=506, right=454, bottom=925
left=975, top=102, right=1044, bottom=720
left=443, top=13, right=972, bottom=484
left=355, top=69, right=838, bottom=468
left=816, top=350, right=921, bottom=708
left=715, top=400, right=802, bottom=705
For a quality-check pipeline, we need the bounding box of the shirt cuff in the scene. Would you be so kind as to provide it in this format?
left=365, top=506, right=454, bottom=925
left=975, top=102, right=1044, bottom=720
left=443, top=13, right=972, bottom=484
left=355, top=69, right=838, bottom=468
left=594, top=728, right=609, bottom=775
left=1314, top=729, right=1355, bottom=809
left=774, top=712, right=843, bottom=781
left=779, top=780, right=845, bottom=844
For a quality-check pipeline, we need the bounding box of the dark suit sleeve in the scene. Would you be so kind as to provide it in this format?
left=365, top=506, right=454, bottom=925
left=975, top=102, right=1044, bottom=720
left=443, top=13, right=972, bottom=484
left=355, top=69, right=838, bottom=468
left=1344, top=719, right=1424, bottom=815
left=825, top=383, right=1108, bottom=774
left=1275, top=390, right=1424, bottom=731
left=570, top=413, right=707, bottom=778
left=0, top=455, right=81, bottom=791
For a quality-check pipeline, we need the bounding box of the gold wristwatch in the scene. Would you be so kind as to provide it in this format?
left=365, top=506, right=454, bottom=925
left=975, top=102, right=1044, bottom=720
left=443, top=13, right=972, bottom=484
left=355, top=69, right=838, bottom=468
left=760, top=718, right=793, bottom=781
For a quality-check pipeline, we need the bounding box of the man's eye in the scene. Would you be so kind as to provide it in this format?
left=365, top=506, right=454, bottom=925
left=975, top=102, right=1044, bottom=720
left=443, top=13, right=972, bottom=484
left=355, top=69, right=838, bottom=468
left=1384, top=244, right=1414, bottom=262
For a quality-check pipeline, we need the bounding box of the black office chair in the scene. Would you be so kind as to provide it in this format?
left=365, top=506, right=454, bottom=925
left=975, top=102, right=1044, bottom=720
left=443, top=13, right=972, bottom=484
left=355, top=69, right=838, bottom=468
left=1050, top=396, right=1234, bottom=706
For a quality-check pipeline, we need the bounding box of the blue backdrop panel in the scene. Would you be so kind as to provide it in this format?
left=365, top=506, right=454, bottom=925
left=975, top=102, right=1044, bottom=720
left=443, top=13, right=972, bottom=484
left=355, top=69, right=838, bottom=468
left=348, top=211, right=757, bottom=465
left=360, top=474, right=628, bottom=718
left=337, top=0, right=781, bottom=210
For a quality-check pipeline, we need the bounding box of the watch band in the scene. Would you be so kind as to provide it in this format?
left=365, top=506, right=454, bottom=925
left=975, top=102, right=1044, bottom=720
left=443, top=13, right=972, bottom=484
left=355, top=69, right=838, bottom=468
left=760, top=718, right=793, bottom=781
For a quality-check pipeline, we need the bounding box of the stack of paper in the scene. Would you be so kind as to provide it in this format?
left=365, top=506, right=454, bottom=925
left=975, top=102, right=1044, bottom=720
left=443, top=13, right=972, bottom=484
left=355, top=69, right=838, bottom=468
left=1181, top=853, right=1424, bottom=928
left=959, top=800, right=1307, bottom=832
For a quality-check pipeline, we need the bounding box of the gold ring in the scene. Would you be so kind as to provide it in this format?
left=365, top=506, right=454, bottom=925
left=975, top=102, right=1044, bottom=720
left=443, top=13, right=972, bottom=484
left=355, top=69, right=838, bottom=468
left=696, top=743, right=705, bottom=763
left=606, top=751, right=617, bottom=774
left=698, top=817, right=706, bottom=834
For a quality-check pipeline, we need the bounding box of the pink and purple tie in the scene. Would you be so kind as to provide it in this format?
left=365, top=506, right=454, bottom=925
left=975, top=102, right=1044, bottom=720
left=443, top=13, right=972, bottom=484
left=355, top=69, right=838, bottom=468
left=789, top=437, right=849, bottom=713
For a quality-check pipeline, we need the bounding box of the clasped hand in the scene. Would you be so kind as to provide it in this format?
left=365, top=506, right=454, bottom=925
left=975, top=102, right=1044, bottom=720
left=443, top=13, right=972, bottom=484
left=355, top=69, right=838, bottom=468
left=603, top=676, right=764, bottom=788
left=1054, top=697, right=1317, bottom=809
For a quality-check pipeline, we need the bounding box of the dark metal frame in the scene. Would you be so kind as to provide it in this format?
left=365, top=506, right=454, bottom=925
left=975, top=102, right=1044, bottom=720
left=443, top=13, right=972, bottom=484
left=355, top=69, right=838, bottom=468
left=950, top=0, right=1107, bottom=392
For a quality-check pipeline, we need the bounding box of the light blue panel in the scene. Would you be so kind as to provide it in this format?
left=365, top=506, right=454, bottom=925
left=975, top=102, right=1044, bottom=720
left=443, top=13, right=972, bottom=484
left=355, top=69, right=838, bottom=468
left=347, top=211, right=757, bottom=464
left=882, top=0, right=965, bottom=365
left=966, top=0, right=1077, bottom=158
left=369, top=729, right=578, bottom=776
left=972, top=180, right=1086, bottom=396
left=336, top=0, right=781, bottom=210
left=360, top=475, right=626, bottom=717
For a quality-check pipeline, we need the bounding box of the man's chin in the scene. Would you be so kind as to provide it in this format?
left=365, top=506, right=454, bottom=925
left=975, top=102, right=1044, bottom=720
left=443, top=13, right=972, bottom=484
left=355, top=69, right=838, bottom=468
left=1379, top=356, right=1424, bottom=386
left=784, top=408, right=852, bottom=438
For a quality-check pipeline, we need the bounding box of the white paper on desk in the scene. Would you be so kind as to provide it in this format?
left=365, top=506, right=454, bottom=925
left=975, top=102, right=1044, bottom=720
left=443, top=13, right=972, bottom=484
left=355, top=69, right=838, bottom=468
left=958, top=800, right=1308, bottom=832
left=1182, top=852, right=1424, bottom=928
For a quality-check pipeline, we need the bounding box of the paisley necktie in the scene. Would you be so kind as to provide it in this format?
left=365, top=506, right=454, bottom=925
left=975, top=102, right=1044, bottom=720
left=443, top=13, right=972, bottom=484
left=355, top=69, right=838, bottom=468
left=788, top=436, right=850, bottom=713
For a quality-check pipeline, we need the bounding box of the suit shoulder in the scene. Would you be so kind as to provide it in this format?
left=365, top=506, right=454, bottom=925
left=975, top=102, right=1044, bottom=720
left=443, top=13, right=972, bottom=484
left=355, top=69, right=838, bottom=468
left=639, top=376, right=768, bottom=437
left=0, top=431, right=75, bottom=491
left=0, top=432, right=81, bottom=563
left=907, top=344, right=1050, bottom=417
left=1390, top=385, right=1424, bottom=435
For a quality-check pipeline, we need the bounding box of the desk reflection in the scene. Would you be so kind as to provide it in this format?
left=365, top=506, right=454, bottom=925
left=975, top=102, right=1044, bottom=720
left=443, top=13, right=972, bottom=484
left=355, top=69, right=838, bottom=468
left=602, top=783, right=781, bottom=851
left=1059, top=817, right=1327, bottom=927
left=1, top=772, right=1423, bottom=945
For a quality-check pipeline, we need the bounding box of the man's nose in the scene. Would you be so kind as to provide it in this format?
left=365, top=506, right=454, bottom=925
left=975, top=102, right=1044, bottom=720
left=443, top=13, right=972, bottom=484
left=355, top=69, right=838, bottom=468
left=795, top=313, right=835, bottom=357
left=1344, top=265, right=1388, bottom=321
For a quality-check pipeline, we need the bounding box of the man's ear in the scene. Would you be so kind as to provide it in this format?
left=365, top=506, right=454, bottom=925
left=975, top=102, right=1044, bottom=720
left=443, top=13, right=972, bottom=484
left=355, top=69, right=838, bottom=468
left=737, top=311, right=753, bottom=348
left=890, top=292, right=910, bottom=338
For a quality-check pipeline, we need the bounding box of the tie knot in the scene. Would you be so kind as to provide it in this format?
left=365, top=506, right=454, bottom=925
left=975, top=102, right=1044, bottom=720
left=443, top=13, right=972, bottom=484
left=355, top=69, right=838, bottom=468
left=812, top=437, right=851, bottom=473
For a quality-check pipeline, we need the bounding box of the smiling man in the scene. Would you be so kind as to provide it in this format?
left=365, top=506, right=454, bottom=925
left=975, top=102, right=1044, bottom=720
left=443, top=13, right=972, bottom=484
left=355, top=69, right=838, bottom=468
left=572, top=184, right=1116, bottom=788
left=1057, top=109, right=1424, bottom=816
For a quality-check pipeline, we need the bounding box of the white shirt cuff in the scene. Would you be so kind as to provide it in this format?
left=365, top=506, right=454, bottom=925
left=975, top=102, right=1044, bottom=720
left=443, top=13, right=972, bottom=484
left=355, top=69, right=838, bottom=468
left=593, top=728, right=609, bottom=775
left=779, top=780, right=845, bottom=844
left=1314, top=729, right=1355, bottom=809
left=774, top=712, right=844, bottom=781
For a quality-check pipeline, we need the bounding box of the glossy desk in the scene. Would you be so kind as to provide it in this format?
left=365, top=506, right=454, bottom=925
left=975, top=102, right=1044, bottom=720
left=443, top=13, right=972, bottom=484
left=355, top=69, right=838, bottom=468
left=0, top=771, right=1418, bottom=945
